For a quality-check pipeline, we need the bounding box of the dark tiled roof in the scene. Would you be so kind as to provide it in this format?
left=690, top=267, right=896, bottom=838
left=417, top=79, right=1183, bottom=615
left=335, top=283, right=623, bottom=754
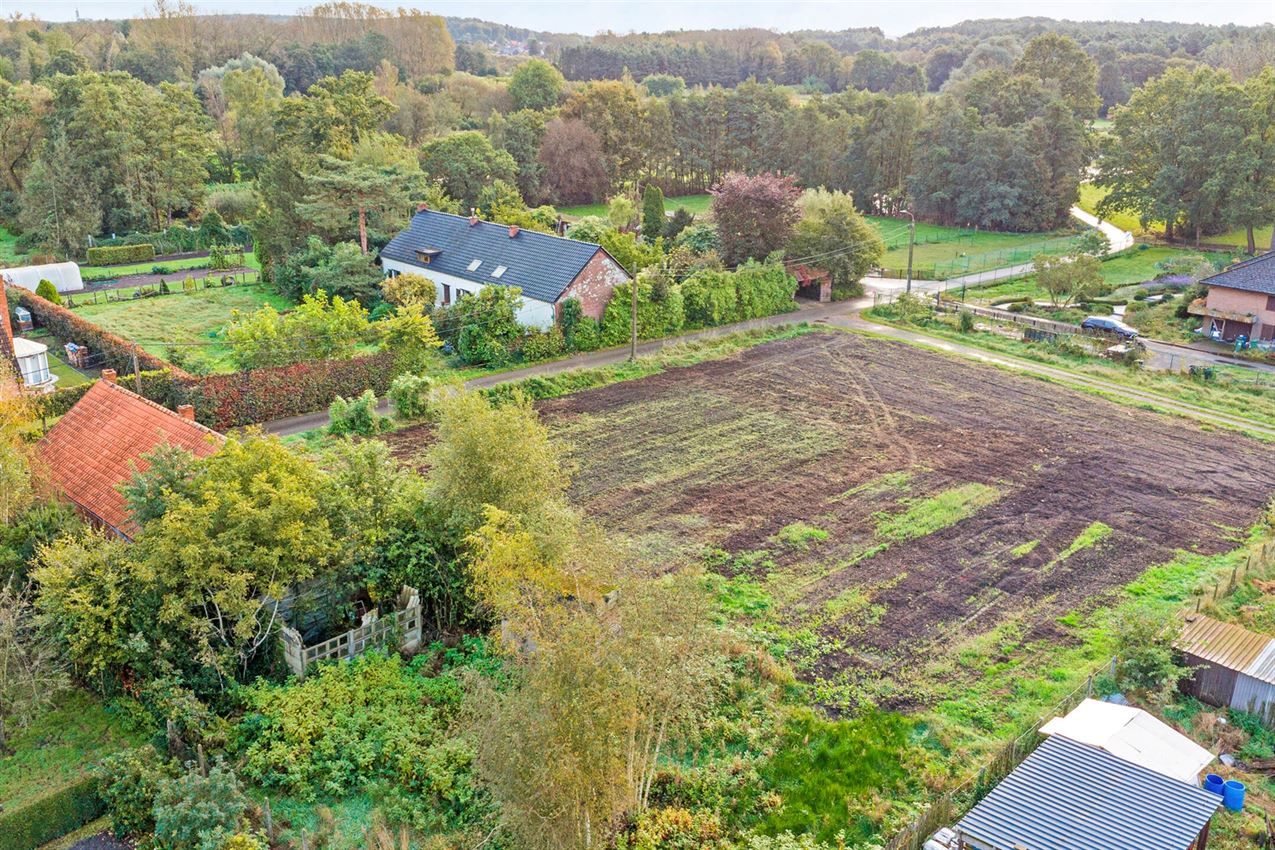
left=956, top=735, right=1219, bottom=850
left=38, top=381, right=223, bottom=538
left=1202, top=250, right=1275, bottom=296
left=380, top=210, right=607, bottom=303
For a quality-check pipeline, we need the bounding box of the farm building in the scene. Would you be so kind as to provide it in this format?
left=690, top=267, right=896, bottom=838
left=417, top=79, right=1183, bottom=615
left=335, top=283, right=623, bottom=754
left=380, top=208, right=631, bottom=329
left=38, top=372, right=223, bottom=539
left=1189, top=250, right=1275, bottom=341
left=1176, top=614, right=1275, bottom=719
left=955, top=734, right=1220, bottom=850
left=1038, top=698, right=1214, bottom=783
left=0, top=261, right=84, bottom=294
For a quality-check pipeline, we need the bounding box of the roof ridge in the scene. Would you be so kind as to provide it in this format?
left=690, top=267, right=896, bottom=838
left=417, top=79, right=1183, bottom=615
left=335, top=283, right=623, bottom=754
left=414, top=208, right=602, bottom=250
left=97, top=379, right=224, bottom=438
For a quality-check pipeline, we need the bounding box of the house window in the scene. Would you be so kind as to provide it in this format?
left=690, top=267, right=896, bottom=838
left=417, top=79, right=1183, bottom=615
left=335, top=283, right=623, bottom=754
left=468, top=259, right=482, bottom=272
left=491, top=265, right=507, bottom=279
left=1267, top=294, right=1275, bottom=312
left=386, top=269, right=398, bottom=278
left=442, top=284, right=451, bottom=305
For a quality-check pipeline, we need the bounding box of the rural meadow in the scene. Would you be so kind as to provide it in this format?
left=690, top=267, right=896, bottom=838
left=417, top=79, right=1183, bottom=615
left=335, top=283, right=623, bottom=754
left=3, top=4, right=1275, bottom=850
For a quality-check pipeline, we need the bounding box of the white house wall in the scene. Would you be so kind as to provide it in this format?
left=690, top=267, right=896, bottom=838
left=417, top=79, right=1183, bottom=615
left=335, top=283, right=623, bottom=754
left=382, top=258, right=556, bottom=329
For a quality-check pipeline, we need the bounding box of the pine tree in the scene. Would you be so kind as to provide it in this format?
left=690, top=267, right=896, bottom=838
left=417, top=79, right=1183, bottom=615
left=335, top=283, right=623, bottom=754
left=641, top=184, right=665, bottom=245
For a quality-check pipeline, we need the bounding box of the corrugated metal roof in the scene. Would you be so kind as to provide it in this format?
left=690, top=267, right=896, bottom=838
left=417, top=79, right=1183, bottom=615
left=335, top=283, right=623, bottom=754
left=1175, top=614, right=1271, bottom=673
left=380, top=210, right=612, bottom=304
left=1243, top=639, right=1275, bottom=686
left=956, top=735, right=1220, bottom=850
left=1039, top=698, right=1213, bottom=783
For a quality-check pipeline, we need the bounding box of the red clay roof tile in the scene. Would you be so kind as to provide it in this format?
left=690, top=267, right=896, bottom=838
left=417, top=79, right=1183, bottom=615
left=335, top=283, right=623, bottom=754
left=37, top=380, right=223, bottom=538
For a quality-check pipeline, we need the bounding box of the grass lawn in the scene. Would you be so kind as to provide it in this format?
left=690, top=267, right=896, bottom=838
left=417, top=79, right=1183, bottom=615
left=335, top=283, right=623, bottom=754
left=1078, top=183, right=1275, bottom=249
left=963, top=245, right=1244, bottom=306
left=0, top=689, right=147, bottom=810
left=867, top=215, right=1082, bottom=277
left=0, top=224, right=27, bottom=265
left=559, top=193, right=712, bottom=220
left=72, top=284, right=292, bottom=371
left=80, top=251, right=259, bottom=282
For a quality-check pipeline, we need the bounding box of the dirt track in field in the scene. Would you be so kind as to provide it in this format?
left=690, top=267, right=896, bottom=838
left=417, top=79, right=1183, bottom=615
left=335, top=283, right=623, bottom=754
left=522, top=331, right=1275, bottom=708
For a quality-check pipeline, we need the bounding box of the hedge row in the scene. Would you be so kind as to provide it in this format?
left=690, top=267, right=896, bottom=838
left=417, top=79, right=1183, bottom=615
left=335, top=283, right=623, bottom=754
left=85, top=243, right=156, bottom=265
left=0, top=774, right=104, bottom=850
left=10, top=288, right=192, bottom=379
left=199, top=351, right=398, bottom=430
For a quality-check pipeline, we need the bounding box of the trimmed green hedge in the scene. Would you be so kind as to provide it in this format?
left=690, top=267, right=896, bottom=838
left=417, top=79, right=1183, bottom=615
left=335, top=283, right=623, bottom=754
left=86, top=244, right=156, bottom=265
left=0, top=774, right=104, bottom=850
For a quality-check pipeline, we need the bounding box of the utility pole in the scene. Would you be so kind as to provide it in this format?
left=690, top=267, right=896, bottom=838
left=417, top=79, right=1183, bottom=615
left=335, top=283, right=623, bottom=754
left=131, top=344, right=143, bottom=395
left=902, top=208, right=916, bottom=294
left=629, top=278, right=638, bottom=361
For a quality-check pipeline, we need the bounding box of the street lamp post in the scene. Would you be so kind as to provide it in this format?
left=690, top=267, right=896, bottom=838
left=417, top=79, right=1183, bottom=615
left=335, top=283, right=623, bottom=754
left=901, top=208, right=916, bottom=294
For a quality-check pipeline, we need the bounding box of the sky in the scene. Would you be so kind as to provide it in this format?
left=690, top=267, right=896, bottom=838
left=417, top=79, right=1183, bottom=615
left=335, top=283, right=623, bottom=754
left=4, top=0, right=1273, bottom=37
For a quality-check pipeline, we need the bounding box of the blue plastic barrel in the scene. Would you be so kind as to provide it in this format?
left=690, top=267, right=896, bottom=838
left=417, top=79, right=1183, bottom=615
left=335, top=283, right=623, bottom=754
left=1223, top=780, right=1245, bottom=812
left=1203, top=774, right=1225, bottom=797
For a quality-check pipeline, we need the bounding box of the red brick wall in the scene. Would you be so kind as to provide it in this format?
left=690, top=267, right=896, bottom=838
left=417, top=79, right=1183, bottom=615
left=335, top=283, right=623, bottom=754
left=558, top=249, right=630, bottom=320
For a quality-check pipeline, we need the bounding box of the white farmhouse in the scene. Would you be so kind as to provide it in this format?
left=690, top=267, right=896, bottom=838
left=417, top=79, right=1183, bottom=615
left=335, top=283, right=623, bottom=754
left=380, top=209, right=630, bottom=329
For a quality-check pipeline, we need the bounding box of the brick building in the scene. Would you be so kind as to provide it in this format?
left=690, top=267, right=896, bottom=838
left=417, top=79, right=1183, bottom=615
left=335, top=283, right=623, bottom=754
left=1189, top=251, right=1275, bottom=341
left=380, top=209, right=631, bottom=329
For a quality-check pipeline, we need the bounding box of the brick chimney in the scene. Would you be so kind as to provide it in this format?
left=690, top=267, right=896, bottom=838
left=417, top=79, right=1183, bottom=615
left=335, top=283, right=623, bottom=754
left=508, top=225, right=520, bottom=238
left=177, top=404, right=195, bottom=420
left=469, top=209, right=479, bottom=226
left=101, top=368, right=117, bottom=384
left=417, top=202, right=428, bottom=213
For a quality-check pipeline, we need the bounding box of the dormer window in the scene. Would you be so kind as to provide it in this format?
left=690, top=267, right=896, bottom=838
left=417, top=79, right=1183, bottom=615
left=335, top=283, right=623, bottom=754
left=491, top=265, right=507, bottom=279
left=415, top=248, right=441, bottom=265
left=467, top=259, right=482, bottom=272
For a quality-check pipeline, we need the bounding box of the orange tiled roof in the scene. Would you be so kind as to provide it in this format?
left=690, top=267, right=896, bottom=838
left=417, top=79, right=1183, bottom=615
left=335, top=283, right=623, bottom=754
left=38, top=380, right=223, bottom=538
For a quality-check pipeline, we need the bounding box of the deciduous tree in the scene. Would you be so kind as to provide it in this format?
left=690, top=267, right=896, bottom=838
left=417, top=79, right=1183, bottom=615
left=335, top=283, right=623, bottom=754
left=710, top=171, right=802, bottom=266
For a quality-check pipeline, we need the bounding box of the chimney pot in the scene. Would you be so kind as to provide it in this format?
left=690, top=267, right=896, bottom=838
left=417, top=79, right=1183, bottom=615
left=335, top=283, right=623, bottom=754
left=177, top=404, right=195, bottom=420
left=101, top=368, right=117, bottom=384
left=417, top=203, right=428, bottom=213
left=469, top=213, right=479, bottom=226
left=508, top=225, right=520, bottom=238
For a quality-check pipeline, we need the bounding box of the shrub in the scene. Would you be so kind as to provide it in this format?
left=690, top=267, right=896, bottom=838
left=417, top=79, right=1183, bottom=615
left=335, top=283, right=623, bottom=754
left=97, top=744, right=176, bottom=839
left=558, top=297, right=583, bottom=346
left=0, top=774, right=104, bottom=850
left=388, top=373, right=435, bottom=420
left=234, top=652, right=483, bottom=828
left=522, top=325, right=566, bottom=361
left=86, top=244, right=156, bottom=265
left=153, top=763, right=248, bottom=850
left=208, top=244, right=237, bottom=271
left=206, top=186, right=258, bottom=225
left=601, top=278, right=685, bottom=346
left=35, top=278, right=61, bottom=304
left=957, top=310, right=975, bottom=333
left=572, top=317, right=602, bottom=352
left=328, top=389, right=387, bottom=436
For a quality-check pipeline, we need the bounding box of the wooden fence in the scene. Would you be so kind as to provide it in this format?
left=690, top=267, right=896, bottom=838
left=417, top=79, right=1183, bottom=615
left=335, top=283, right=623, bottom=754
left=1189, top=539, right=1275, bottom=615
left=280, top=585, right=423, bottom=678
left=883, top=657, right=1117, bottom=850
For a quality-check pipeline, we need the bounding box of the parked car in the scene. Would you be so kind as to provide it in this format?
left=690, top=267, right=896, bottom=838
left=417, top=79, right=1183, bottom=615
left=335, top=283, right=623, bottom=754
left=1081, top=316, right=1139, bottom=340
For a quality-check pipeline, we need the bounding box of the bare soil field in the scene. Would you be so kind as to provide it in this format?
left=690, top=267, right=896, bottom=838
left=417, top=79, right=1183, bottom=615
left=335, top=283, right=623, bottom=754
left=526, top=331, right=1275, bottom=709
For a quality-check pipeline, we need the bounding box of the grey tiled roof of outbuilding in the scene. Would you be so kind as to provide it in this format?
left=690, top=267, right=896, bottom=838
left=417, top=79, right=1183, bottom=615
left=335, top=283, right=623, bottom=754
left=1202, top=250, right=1275, bottom=296
left=380, top=210, right=607, bottom=304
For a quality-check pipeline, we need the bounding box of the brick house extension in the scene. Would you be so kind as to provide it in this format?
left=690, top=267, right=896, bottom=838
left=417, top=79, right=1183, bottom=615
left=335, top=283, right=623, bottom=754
left=38, top=372, right=223, bottom=539
left=380, top=209, right=631, bottom=329
left=1189, top=251, right=1275, bottom=341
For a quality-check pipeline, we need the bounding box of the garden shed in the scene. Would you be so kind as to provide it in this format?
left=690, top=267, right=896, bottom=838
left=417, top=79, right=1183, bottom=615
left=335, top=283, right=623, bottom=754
left=1039, top=698, right=1214, bottom=783
left=1, top=261, right=84, bottom=294
left=1176, top=614, right=1275, bottom=718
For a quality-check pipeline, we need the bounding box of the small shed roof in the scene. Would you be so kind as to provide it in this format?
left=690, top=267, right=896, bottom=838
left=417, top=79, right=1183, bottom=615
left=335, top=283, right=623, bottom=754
left=1176, top=614, right=1271, bottom=673
left=956, top=735, right=1220, bottom=850
left=1039, top=698, right=1213, bottom=783
left=38, top=380, right=223, bottom=538
left=1242, top=639, right=1275, bottom=686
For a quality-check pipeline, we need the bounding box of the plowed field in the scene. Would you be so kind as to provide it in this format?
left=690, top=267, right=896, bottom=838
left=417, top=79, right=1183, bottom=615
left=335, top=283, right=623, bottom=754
left=532, top=331, right=1275, bottom=709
